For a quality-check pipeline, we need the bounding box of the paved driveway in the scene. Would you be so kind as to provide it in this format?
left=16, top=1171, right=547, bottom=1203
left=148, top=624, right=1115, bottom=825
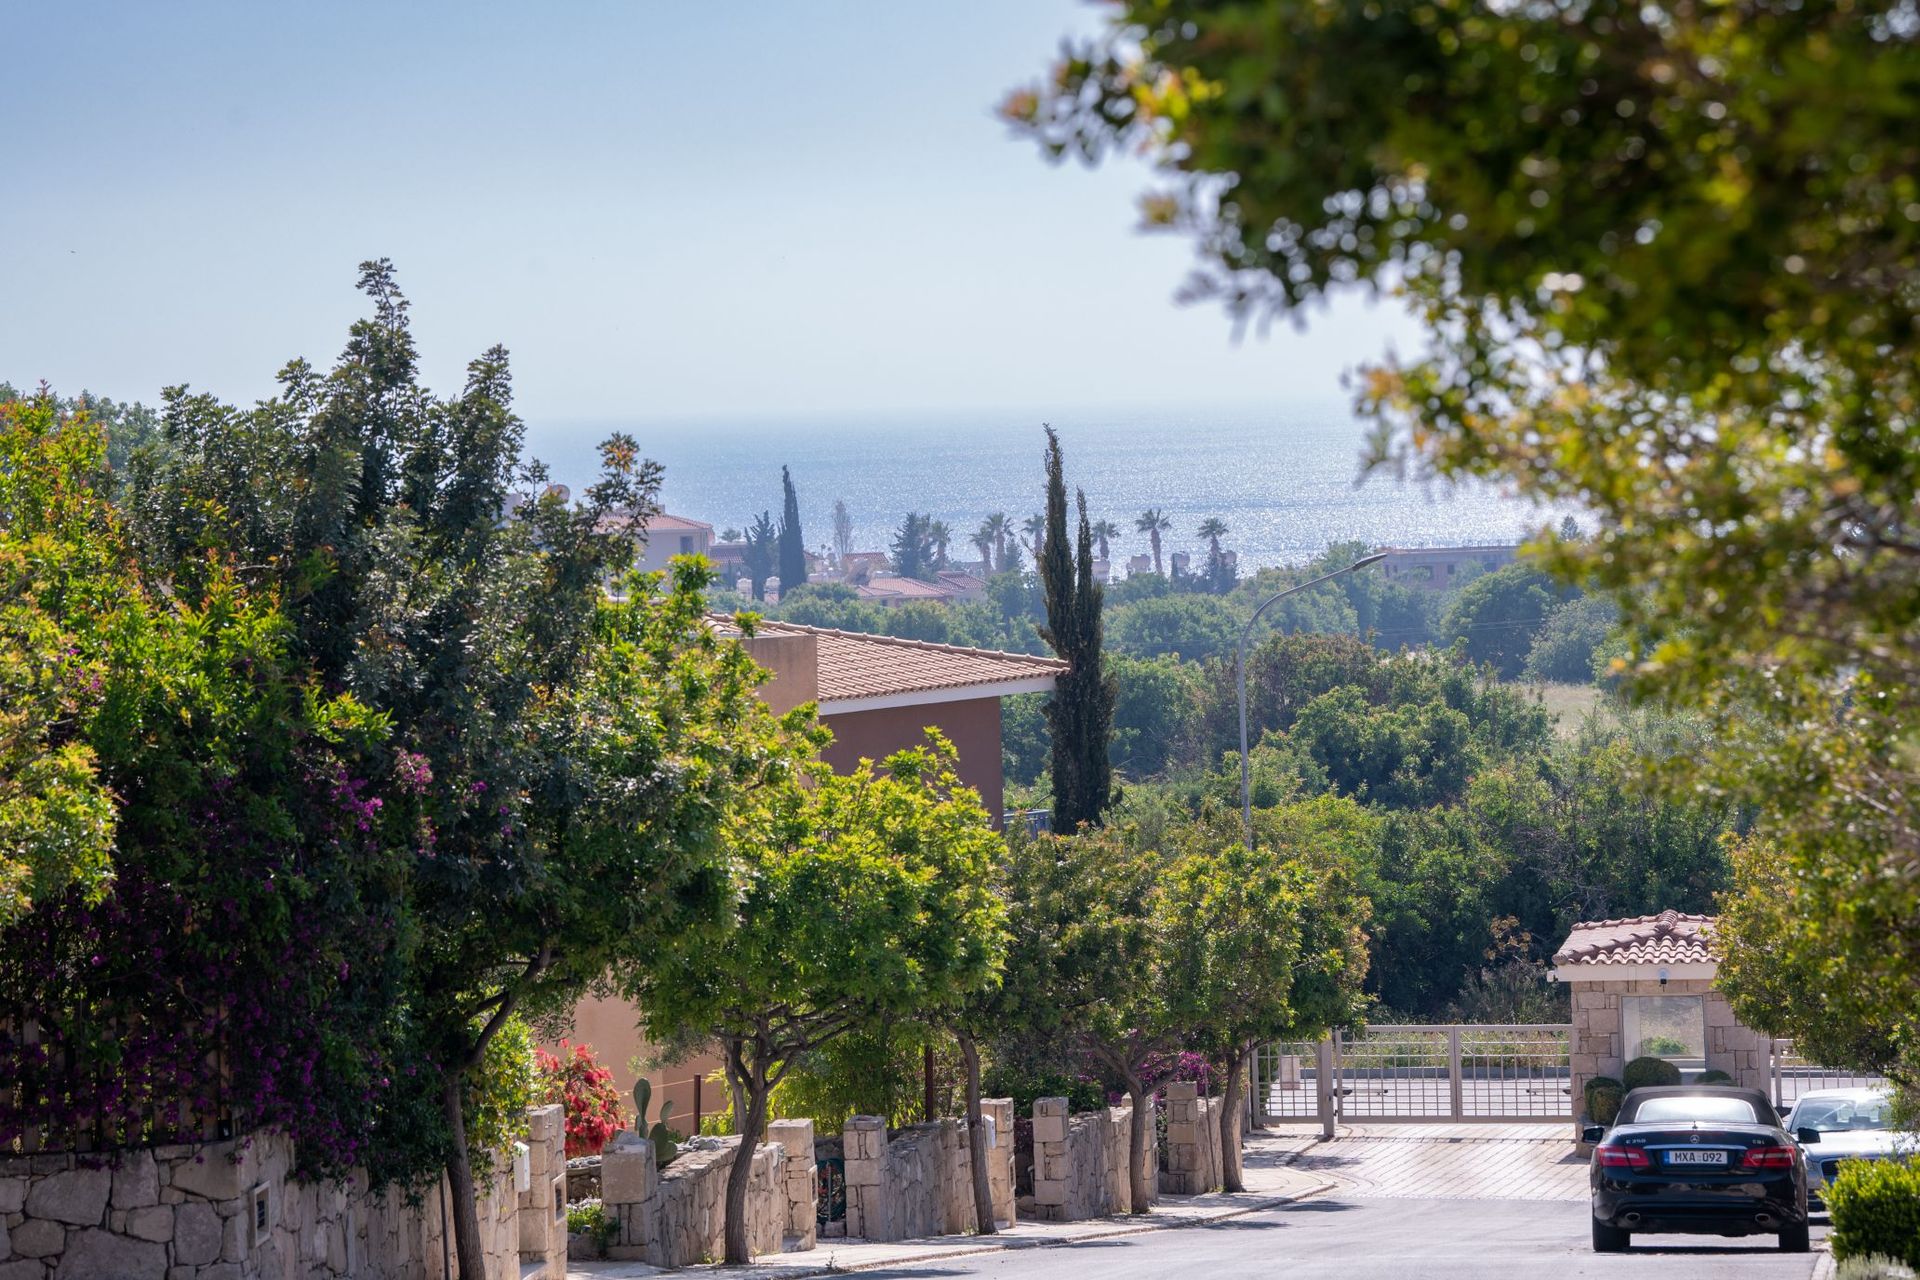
left=1272, top=1121, right=1592, bottom=1200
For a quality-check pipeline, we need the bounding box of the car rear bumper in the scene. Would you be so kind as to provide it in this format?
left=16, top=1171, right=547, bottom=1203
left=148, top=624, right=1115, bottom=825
left=1594, top=1183, right=1805, bottom=1235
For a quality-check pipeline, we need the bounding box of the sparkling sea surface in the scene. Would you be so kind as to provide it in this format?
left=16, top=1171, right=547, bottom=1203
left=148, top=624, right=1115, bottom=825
left=528, top=402, right=1562, bottom=572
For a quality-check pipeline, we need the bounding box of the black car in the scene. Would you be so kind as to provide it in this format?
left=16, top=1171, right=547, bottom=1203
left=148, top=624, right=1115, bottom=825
left=1584, top=1085, right=1813, bottom=1253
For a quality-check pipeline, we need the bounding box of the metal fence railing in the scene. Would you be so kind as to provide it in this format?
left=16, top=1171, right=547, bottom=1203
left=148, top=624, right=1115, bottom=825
left=1770, top=1040, right=1887, bottom=1110
left=1257, top=1024, right=1574, bottom=1127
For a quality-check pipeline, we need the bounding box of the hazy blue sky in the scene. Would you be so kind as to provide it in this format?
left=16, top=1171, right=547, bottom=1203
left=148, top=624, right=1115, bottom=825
left=1, top=1, right=1416, bottom=433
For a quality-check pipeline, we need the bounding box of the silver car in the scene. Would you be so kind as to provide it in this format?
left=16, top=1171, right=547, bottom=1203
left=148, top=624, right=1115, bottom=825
left=1783, top=1086, right=1913, bottom=1206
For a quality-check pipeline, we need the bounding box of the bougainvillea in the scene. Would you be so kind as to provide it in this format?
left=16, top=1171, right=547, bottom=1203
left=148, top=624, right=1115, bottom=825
left=536, top=1040, right=625, bottom=1157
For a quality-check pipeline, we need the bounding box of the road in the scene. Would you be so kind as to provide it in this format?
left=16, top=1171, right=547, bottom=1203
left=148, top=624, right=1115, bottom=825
left=842, top=1196, right=1829, bottom=1280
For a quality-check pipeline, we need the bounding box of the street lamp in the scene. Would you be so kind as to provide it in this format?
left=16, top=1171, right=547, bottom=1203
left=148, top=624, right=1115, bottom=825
left=1238, top=551, right=1388, bottom=849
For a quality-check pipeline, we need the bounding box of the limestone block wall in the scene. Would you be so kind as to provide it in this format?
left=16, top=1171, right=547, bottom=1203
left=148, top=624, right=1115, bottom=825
left=514, top=1104, right=568, bottom=1280
left=765, top=1121, right=817, bottom=1250
left=600, top=1134, right=788, bottom=1266
left=0, top=1124, right=532, bottom=1280
left=1029, top=1097, right=1157, bottom=1222
left=1160, top=1082, right=1223, bottom=1195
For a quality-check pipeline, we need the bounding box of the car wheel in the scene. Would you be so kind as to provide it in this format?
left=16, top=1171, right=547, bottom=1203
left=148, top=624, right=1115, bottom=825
left=1778, top=1222, right=1810, bottom=1253
left=1592, top=1220, right=1630, bottom=1253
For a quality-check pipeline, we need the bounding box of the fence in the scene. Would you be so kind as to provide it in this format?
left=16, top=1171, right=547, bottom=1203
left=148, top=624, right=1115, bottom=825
left=1770, top=1040, right=1886, bottom=1109
left=1257, top=1024, right=1574, bottom=1126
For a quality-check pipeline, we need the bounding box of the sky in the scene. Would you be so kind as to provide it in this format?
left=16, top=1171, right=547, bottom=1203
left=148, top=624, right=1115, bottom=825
left=0, top=2, right=1418, bottom=439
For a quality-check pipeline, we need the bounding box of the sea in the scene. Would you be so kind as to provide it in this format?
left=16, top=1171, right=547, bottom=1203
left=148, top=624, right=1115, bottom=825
left=528, top=401, right=1566, bottom=573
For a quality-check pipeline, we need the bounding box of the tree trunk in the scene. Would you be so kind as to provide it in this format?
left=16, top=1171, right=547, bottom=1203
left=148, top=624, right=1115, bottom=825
left=1219, top=1044, right=1248, bottom=1193
left=957, top=1032, right=996, bottom=1235
left=441, top=1075, right=488, bottom=1280
left=1125, top=1076, right=1152, bottom=1214
left=722, top=1044, right=768, bottom=1265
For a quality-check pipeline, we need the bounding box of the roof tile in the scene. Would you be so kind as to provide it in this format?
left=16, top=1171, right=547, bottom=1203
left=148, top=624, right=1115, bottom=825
left=713, top=616, right=1067, bottom=702
left=1552, top=910, right=1717, bottom=967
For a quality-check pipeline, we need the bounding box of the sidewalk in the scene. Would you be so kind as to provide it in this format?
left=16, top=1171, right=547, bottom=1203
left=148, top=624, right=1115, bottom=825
left=567, top=1129, right=1334, bottom=1278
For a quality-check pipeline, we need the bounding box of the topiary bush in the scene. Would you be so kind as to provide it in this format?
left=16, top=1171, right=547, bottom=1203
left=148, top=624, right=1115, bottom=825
left=1584, top=1076, right=1624, bottom=1126
left=1828, top=1157, right=1920, bottom=1270
left=1622, top=1055, right=1682, bottom=1090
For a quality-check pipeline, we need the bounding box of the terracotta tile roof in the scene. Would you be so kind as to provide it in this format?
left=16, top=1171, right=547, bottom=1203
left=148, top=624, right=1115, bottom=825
left=1553, top=910, right=1717, bottom=968
left=856, top=577, right=955, bottom=601
left=712, top=616, right=1067, bottom=703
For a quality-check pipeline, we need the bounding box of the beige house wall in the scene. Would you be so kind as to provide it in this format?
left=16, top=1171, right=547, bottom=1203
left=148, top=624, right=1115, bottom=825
left=1568, top=976, right=1772, bottom=1135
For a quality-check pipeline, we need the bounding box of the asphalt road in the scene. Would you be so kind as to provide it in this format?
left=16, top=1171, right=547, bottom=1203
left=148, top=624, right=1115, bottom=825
left=844, top=1197, right=1829, bottom=1280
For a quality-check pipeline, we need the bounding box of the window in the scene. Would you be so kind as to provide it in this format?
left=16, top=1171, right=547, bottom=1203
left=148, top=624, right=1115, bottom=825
left=1632, top=1096, right=1756, bottom=1124
left=247, top=1184, right=273, bottom=1248
left=1622, top=995, right=1706, bottom=1062
left=679, top=535, right=693, bottom=554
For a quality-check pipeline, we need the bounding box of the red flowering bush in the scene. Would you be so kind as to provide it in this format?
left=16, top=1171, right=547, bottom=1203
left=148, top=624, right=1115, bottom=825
left=536, top=1041, right=625, bottom=1157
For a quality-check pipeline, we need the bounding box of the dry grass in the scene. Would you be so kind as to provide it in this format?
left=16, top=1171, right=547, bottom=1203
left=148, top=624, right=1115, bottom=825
left=1528, top=682, right=1610, bottom=739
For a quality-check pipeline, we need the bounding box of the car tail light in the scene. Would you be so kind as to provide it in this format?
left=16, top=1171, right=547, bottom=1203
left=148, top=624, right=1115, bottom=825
left=1743, top=1146, right=1795, bottom=1169
left=1595, top=1144, right=1651, bottom=1169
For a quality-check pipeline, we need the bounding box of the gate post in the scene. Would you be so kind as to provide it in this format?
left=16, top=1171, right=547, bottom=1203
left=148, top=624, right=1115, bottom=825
left=1315, top=1038, right=1335, bottom=1139
left=1447, top=1026, right=1464, bottom=1120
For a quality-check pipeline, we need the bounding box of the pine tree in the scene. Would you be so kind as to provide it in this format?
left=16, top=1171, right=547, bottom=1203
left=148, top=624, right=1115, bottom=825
left=1035, top=427, right=1115, bottom=831
left=743, top=510, right=777, bottom=600
left=778, top=466, right=808, bottom=591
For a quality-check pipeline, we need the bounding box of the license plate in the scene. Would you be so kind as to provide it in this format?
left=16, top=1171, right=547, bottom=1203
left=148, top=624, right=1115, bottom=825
left=1665, top=1149, right=1728, bottom=1167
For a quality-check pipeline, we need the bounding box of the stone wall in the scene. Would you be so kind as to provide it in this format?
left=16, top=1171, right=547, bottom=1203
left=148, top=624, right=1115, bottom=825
left=1029, top=1097, right=1157, bottom=1222
left=1569, top=977, right=1772, bottom=1130
left=600, top=1133, right=789, bottom=1266
left=845, top=1118, right=973, bottom=1243
left=1, top=1118, right=544, bottom=1280
left=1159, top=1082, right=1223, bottom=1196
left=980, top=1098, right=1016, bottom=1230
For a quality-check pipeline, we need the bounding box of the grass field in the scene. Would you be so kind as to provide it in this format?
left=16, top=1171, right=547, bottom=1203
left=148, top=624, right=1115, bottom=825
left=1529, top=682, right=1610, bottom=739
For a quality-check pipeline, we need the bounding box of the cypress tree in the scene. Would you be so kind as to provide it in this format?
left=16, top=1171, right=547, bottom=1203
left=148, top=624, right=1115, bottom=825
left=1036, top=426, right=1115, bottom=830
left=777, top=465, right=807, bottom=592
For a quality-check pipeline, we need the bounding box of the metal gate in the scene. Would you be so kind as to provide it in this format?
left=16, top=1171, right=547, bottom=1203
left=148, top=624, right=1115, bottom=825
left=1770, top=1039, right=1886, bottom=1110
left=1256, top=1024, right=1574, bottom=1129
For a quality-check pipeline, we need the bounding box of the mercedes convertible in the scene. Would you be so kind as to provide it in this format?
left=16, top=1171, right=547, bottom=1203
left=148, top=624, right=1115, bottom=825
left=1585, top=1085, right=1812, bottom=1253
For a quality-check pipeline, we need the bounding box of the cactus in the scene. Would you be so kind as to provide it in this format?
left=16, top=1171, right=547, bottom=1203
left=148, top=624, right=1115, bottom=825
left=632, top=1077, right=678, bottom=1168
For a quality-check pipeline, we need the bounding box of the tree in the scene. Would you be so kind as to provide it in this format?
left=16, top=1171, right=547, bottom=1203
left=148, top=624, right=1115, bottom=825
left=778, top=466, right=807, bottom=593
left=1036, top=427, right=1115, bottom=831
left=970, top=521, right=997, bottom=573
left=0, top=394, right=122, bottom=926
left=1439, top=564, right=1563, bottom=679
left=1021, top=511, right=1046, bottom=559
left=1198, top=518, right=1226, bottom=557
left=927, top=518, right=953, bottom=569
left=122, top=262, right=788, bottom=1277
left=1523, top=595, right=1617, bottom=685
left=742, top=510, right=777, bottom=599
left=1158, top=822, right=1369, bottom=1191
left=1007, top=0, right=1920, bottom=1089
left=1107, top=594, right=1239, bottom=663
left=629, top=735, right=1006, bottom=1263
left=1135, top=508, right=1170, bottom=575
left=831, top=498, right=854, bottom=563
left=1108, top=654, right=1202, bottom=779
left=979, top=512, right=1011, bottom=574
left=892, top=511, right=936, bottom=580
left=1198, top=517, right=1235, bottom=594
left=1091, top=518, right=1120, bottom=562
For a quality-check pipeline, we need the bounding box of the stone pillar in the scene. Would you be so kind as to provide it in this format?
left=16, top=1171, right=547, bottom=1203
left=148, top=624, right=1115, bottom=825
left=1161, top=1082, right=1213, bottom=1195
left=600, top=1132, right=659, bottom=1261
left=842, top=1115, right=888, bottom=1240
left=517, top=1104, right=567, bottom=1278
left=767, top=1119, right=818, bottom=1250
left=1029, top=1097, right=1070, bottom=1220
left=980, top=1098, right=1016, bottom=1228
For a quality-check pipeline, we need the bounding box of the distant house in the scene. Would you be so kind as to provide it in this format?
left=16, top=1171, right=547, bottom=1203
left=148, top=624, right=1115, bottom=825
left=854, top=569, right=987, bottom=607
left=1380, top=544, right=1518, bottom=591
left=839, top=550, right=891, bottom=583
left=1169, top=551, right=1192, bottom=577
left=561, top=618, right=1067, bottom=1119
left=595, top=511, right=715, bottom=577
left=1127, top=553, right=1153, bottom=576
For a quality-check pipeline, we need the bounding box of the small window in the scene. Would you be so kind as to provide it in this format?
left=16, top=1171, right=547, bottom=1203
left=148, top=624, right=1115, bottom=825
left=679, top=535, right=693, bottom=554
left=248, top=1183, right=273, bottom=1248
left=554, top=1175, right=566, bottom=1219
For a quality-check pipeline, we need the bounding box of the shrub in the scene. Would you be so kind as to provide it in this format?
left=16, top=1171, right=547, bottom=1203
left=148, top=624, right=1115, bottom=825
left=1836, top=1256, right=1917, bottom=1280
left=1583, top=1076, right=1624, bottom=1126
left=1828, top=1157, right=1920, bottom=1269
left=1641, top=1035, right=1689, bottom=1056
left=536, top=1040, right=625, bottom=1158
left=466, top=1015, right=537, bottom=1153
left=1622, top=1056, right=1682, bottom=1090
left=1697, top=1069, right=1733, bottom=1084
left=565, top=1200, right=620, bottom=1259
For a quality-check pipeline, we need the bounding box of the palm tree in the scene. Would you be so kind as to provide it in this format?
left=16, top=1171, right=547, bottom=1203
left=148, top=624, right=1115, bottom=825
left=981, top=512, right=1011, bottom=573
left=1198, top=517, right=1228, bottom=556
left=1022, top=512, right=1047, bottom=558
left=1136, top=508, right=1172, bottom=574
left=927, top=519, right=953, bottom=569
left=970, top=525, right=996, bottom=573
left=1090, top=519, right=1120, bottom=561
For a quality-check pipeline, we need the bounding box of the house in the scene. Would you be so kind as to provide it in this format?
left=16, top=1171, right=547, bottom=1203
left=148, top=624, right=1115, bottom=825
left=1127, top=553, right=1153, bottom=576
left=852, top=569, right=987, bottom=607
left=1379, top=544, right=1518, bottom=591
left=561, top=619, right=1067, bottom=1118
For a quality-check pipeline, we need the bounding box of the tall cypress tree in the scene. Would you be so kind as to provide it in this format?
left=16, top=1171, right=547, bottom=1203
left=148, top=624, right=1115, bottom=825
left=777, top=465, right=807, bottom=592
left=1036, top=426, right=1115, bottom=831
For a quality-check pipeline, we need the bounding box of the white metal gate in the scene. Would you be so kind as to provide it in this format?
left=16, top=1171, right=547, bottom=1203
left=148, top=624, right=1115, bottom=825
left=1770, top=1039, right=1886, bottom=1109
left=1256, top=1024, right=1574, bottom=1128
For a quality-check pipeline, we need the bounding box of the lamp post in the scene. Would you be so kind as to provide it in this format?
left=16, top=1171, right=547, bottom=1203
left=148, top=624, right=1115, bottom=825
left=1238, top=551, right=1388, bottom=849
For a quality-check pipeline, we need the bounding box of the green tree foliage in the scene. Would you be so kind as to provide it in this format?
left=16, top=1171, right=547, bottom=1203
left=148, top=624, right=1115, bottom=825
left=1439, top=564, right=1565, bottom=679
left=742, top=510, right=777, bottom=600
left=1106, top=594, right=1240, bottom=663
left=891, top=511, right=936, bottom=580
left=1290, top=685, right=1474, bottom=808
left=630, top=734, right=1005, bottom=1262
left=122, top=262, right=795, bottom=1277
left=777, top=466, right=807, bottom=594
left=1134, top=508, right=1170, bottom=575
left=1007, top=0, right=1920, bottom=1090
left=1524, top=594, right=1618, bottom=685
left=0, top=395, right=122, bottom=925
left=1036, top=428, right=1115, bottom=831
left=1108, top=654, right=1202, bottom=779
